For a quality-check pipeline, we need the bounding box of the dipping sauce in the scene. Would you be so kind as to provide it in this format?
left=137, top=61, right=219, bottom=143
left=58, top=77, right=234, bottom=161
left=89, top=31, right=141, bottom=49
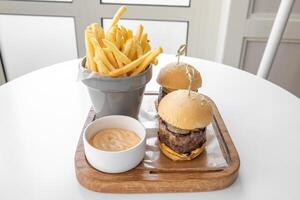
left=89, top=128, right=141, bottom=152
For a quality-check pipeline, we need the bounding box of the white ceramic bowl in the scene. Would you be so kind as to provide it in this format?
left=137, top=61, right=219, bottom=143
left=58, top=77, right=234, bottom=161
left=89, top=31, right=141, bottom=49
left=83, top=115, right=146, bottom=173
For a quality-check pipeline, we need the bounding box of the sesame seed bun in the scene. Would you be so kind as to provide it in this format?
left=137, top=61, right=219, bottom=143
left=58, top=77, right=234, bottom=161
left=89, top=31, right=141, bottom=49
left=158, top=90, right=213, bottom=130
left=156, top=62, right=202, bottom=91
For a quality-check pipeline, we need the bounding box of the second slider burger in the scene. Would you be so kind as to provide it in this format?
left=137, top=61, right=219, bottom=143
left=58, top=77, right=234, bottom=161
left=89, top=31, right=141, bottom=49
left=156, top=63, right=202, bottom=103
left=157, top=89, right=213, bottom=161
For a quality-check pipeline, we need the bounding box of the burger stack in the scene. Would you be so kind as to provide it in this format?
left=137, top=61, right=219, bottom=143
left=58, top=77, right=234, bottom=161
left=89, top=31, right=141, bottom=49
left=156, top=60, right=213, bottom=161
left=156, top=62, right=202, bottom=103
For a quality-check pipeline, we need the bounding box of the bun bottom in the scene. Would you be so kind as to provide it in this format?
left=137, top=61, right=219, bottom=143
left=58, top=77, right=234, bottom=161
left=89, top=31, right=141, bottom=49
left=159, top=142, right=206, bottom=161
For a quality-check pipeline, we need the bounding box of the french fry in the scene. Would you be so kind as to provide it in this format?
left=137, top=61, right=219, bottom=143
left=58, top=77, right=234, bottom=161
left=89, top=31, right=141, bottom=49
left=90, top=38, right=115, bottom=71
left=91, top=23, right=105, bottom=47
left=108, top=50, right=152, bottom=77
left=131, top=47, right=163, bottom=76
left=86, top=25, right=92, bottom=31
left=140, top=33, right=149, bottom=51
left=140, top=33, right=147, bottom=43
left=136, top=40, right=143, bottom=58
left=98, top=26, right=105, bottom=39
left=93, top=45, right=109, bottom=76
left=103, top=48, right=118, bottom=68
left=107, top=32, right=116, bottom=44
left=152, top=59, right=158, bottom=65
left=102, top=39, right=131, bottom=65
left=94, top=53, right=109, bottom=75
left=127, top=29, right=133, bottom=39
left=116, top=58, right=124, bottom=68
left=128, top=39, right=137, bottom=60
left=85, top=30, right=97, bottom=72
left=120, top=26, right=127, bottom=40
left=107, top=26, right=116, bottom=44
left=121, top=40, right=125, bottom=50
left=143, top=42, right=151, bottom=53
left=120, top=35, right=125, bottom=50
left=93, top=57, right=104, bottom=74
left=115, top=29, right=123, bottom=50
left=108, top=6, right=127, bottom=31
left=122, top=38, right=133, bottom=56
left=135, top=25, right=144, bottom=41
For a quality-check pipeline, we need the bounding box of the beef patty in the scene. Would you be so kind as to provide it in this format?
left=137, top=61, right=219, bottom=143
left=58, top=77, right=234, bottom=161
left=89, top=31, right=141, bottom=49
left=158, top=118, right=206, bottom=154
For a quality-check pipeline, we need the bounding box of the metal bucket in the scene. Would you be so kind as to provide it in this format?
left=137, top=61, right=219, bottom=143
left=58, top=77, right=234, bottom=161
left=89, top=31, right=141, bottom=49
left=80, top=58, right=152, bottom=119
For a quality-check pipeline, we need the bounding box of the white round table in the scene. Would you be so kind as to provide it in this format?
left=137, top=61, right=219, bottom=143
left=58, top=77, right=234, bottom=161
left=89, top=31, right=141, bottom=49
left=0, top=54, right=299, bottom=200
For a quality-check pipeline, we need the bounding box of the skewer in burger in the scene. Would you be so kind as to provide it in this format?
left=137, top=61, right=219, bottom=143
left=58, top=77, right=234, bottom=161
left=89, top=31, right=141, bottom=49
left=157, top=89, right=213, bottom=161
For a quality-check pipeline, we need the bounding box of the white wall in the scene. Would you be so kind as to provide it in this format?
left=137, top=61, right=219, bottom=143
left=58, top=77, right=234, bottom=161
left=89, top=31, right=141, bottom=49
left=0, top=15, right=78, bottom=81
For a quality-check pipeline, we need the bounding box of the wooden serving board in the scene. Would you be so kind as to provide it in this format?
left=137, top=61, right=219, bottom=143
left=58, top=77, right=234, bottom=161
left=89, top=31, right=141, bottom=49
left=75, top=93, right=240, bottom=193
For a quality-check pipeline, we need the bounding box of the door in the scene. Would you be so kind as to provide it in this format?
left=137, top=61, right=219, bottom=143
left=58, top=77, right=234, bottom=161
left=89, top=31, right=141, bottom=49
left=221, top=0, right=300, bottom=97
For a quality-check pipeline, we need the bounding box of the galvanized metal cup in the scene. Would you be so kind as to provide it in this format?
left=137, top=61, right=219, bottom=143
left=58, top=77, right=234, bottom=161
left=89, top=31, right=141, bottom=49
left=80, top=58, right=152, bottom=119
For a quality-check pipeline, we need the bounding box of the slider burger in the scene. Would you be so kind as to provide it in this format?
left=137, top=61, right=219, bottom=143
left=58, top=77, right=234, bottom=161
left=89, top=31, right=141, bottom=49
left=156, top=63, right=202, bottom=103
left=157, top=89, right=213, bottom=161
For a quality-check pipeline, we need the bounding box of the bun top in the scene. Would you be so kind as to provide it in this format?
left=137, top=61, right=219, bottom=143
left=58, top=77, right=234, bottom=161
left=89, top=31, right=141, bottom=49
left=156, top=62, right=202, bottom=91
left=158, top=90, right=213, bottom=130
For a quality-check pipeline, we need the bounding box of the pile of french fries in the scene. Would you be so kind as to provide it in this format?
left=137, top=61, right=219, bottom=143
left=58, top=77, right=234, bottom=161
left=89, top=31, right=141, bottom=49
left=85, top=6, right=163, bottom=77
